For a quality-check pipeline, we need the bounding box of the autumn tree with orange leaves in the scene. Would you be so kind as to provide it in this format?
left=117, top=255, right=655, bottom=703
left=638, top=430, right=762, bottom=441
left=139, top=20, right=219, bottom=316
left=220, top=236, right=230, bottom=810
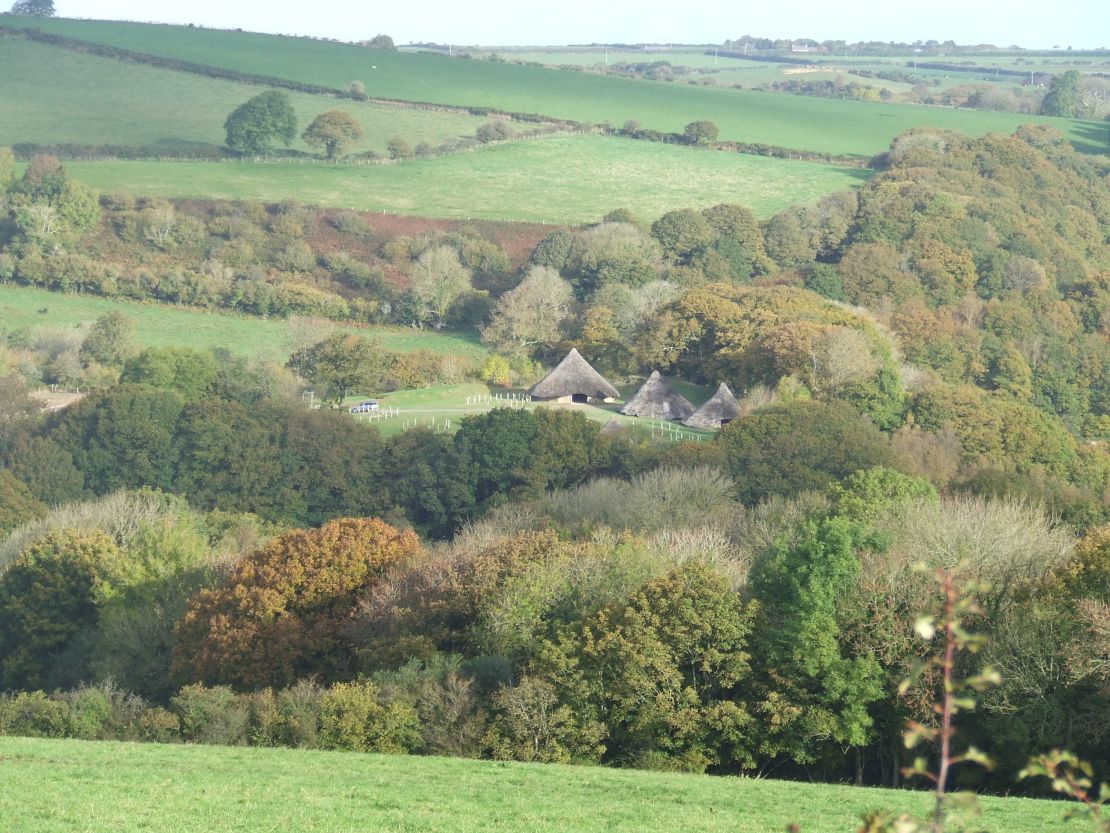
left=172, top=518, right=421, bottom=689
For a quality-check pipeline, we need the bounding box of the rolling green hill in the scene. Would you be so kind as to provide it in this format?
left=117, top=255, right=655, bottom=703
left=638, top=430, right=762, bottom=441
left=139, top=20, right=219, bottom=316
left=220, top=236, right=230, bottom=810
left=3, top=18, right=1102, bottom=156
left=60, top=136, right=870, bottom=223
left=0, top=37, right=491, bottom=156
left=0, top=736, right=1068, bottom=833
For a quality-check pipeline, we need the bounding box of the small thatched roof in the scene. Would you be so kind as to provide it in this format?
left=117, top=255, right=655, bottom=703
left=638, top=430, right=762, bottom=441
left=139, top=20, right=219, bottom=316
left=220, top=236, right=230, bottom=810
left=620, top=371, right=695, bottom=420
left=600, top=418, right=629, bottom=436
left=528, top=348, right=620, bottom=401
left=683, top=382, right=741, bottom=429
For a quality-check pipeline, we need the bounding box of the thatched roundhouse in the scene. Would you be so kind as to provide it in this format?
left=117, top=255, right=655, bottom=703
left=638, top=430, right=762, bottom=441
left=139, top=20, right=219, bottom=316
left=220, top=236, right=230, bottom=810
left=620, top=371, right=695, bottom=421
left=528, top=348, right=620, bottom=403
left=683, top=382, right=741, bottom=429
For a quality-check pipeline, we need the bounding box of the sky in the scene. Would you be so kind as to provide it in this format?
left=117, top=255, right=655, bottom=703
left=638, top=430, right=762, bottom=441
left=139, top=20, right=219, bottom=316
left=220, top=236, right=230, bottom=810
left=51, top=0, right=1110, bottom=49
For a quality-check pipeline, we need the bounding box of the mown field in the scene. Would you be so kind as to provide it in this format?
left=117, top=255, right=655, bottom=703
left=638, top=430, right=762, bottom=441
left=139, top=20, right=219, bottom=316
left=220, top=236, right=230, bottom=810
left=0, top=37, right=491, bottom=155
left=61, top=136, right=871, bottom=223
left=0, top=737, right=1069, bottom=833
left=0, top=285, right=489, bottom=363
left=347, top=381, right=715, bottom=440
left=2, top=18, right=1101, bottom=156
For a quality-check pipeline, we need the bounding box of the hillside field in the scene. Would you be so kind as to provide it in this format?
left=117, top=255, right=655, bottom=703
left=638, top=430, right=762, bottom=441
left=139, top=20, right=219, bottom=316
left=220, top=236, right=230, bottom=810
left=60, top=136, right=871, bottom=223
left=0, top=285, right=489, bottom=363
left=0, top=737, right=1069, bottom=833
left=0, top=37, right=491, bottom=156
left=2, top=18, right=1101, bottom=156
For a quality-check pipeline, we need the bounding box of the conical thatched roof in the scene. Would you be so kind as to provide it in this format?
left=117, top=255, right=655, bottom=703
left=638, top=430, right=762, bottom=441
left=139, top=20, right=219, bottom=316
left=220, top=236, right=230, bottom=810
left=683, top=382, right=741, bottom=429
left=600, top=418, right=629, bottom=436
left=621, top=371, right=695, bottom=420
left=528, top=348, right=620, bottom=402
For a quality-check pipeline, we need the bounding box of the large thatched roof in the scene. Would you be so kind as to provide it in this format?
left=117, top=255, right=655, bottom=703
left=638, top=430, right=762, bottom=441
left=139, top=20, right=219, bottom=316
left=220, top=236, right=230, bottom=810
left=683, top=382, right=741, bottom=429
left=527, top=348, right=620, bottom=401
left=620, top=371, right=695, bottom=420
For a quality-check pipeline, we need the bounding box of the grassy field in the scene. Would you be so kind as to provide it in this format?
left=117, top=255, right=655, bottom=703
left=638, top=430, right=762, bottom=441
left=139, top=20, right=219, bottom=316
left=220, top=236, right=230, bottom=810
left=62, top=136, right=871, bottom=223
left=0, top=37, right=491, bottom=155
left=345, top=381, right=715, bottom=440
left=2, top=18, right=1102, bottom=156
left=0, top=736, right=1070, bottom=833
left=495, top=48, right=755, bottom=68
left=0, top=285, right=489, bottom=363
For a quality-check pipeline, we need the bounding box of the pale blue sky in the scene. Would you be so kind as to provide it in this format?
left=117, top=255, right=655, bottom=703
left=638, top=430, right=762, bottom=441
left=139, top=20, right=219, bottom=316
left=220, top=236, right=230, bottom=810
left=52, top=0, right=1110, bottom=49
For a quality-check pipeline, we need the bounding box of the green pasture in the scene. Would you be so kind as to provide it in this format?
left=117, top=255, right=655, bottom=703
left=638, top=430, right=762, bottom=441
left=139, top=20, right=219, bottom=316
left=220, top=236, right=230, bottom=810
left=0, top=285, right=488, bottom=363
left=61, top=136, right=872, bottom=223
left=0, top=737, right=1070, bottom=833
left=0, top=37, right=490, bottom=155
left=495, top=49, right=753, bottom=68
left=2, top=18, right=1102, bottom=156
left=703, top=65, right=917, bottom=92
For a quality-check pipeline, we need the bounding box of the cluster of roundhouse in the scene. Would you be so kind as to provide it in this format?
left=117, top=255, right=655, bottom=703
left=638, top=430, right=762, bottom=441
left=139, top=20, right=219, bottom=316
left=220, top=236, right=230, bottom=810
left=526, top=349, right=739, bottom=430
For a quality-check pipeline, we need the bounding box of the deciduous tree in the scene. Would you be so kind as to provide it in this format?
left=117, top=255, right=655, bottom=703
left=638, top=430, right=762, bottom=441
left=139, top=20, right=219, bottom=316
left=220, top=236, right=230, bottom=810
left=683, top=120, right=719, bottom=144
left=9, top=0, right=54, bottom=15
left=302, top=111, right=364, bottom=159
left=79, top=312, right=135, bottom=368
left=173, top=518, right=422, bottom=689
left=409, top=245, right=471, bottom=327
left=0, top=530, right=120, bottom=690
left=286, top=332, right=380, bottom=403
left=481, top=266, right=573, bottom=355
left=224, top=91, right=297, bottom=155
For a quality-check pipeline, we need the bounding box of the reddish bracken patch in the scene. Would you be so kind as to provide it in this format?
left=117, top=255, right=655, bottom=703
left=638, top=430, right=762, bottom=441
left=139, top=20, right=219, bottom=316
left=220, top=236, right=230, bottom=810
left=356, top=213, right=569, bottom=270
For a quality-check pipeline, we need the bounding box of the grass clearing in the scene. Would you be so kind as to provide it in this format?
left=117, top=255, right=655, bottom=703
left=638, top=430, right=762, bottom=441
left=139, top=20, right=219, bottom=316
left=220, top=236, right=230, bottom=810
left=344, top=380, right=716, bottom=441
left=0, top=37, right=491, bottom=156
left=0, top=285, right=488, bottom=363
left=3, top=18, right=1101, bottom=156
left=0, top=736, right=1069, bottom=833
left=62, top=136, right=872, bottom=223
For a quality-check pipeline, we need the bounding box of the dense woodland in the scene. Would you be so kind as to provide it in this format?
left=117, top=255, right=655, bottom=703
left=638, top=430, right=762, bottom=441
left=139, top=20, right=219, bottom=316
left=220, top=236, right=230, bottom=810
left=1, top=123, right=1109, bottom=795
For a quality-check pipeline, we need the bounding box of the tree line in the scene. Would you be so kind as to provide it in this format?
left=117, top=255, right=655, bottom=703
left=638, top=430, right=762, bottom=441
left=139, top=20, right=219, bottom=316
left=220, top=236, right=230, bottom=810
left=0, top=466, right=1105, bottom=793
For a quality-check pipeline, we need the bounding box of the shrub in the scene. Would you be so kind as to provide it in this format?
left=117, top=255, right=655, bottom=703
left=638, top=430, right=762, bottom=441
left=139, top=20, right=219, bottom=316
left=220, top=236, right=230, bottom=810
left=0, top=691, right=71, bottom=738
left=136, top=707, right=181, bottom=743
left=275, top=680, right=325, bottom=748
left=485, top=676, right=605, bottom=764
left=373, top=655, right=489, bottom=757
left=386, top=136, right=413, bottom=160
left=319, top=680, right=421, bottom=753
left=60, top=685, right=114, bottom=740
left=475, top=121, right=514, bottom=143
left=172, top=684, right=249, bottom=745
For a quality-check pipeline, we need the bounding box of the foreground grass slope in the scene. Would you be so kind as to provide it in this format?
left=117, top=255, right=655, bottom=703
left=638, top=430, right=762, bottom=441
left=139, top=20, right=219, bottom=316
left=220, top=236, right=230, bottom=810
left=0, top=737, right=1067, bottom=833
left=3, top=18, right=1101, bottom=156
left=0, top=37, right=490, bottom=155
left=63, top=136, right=870, bottom=222
left=0, top=285, right=488, bottom=363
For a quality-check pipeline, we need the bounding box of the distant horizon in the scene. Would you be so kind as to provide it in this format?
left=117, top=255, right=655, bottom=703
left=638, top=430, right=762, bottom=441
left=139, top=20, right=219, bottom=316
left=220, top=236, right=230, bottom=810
left=37, top=1, right=1110, bottom=51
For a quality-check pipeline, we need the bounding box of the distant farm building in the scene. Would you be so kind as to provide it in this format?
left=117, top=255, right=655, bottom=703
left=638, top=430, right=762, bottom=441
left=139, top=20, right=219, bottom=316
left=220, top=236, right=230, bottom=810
left=683, top=382, right=741, bottom=429
left=620, top=371, right=695, bottom=421
left=528, top=348, right=620, bottom=404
